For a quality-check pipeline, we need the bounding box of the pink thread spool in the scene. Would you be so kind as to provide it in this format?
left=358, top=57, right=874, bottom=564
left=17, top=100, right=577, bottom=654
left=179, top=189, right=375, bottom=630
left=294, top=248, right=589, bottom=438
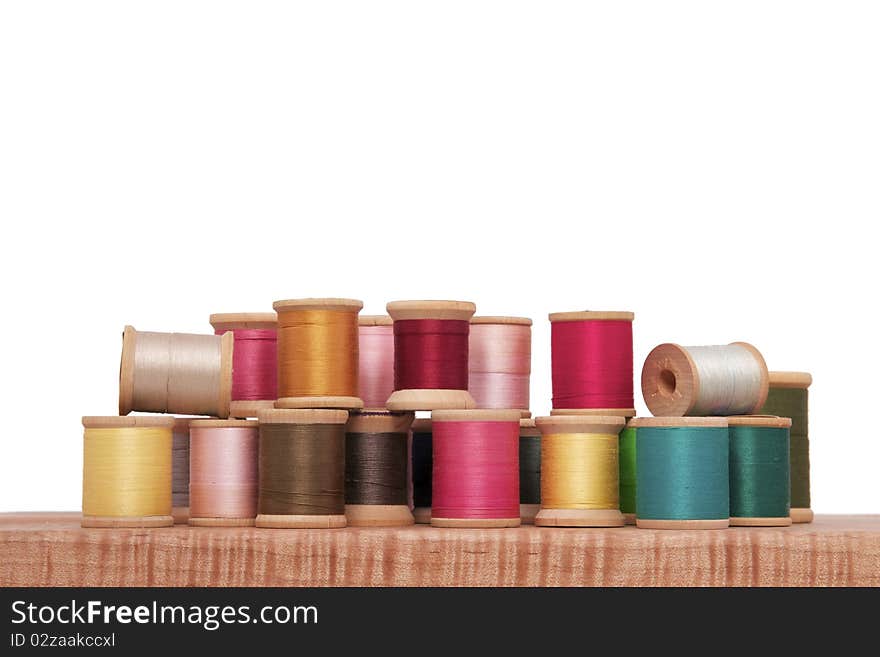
left=469, top=316, right=532, bottom=416
left=210, top=313, right=278, bottom=419
left=188, top=419, right=259, bottom=527
left=358, top=315, right=395, bottom=409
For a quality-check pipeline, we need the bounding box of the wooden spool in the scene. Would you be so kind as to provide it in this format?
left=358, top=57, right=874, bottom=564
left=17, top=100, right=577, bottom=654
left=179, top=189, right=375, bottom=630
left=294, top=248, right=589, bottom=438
left=386, top=300, right=477, bottom=411
left=119, top=326, right=233, bottom=419
left=210, top=312, right=278, bottom=419
left=533, top=415, right=626, bottom=527
left=187, top=419, right=259, bottom=527
left=469, top=316, right=532, bottom=416
left=641, top=342, right=769, bottom=417
left=430, top=409, right=522, bottom=528
left=728, top=415, right=793, bottom=527
left=629, top=416, right=730, bottom=530
left=272, top=298, right=364, bottom=411
left=548, top=311, right=636, bottom=417
left=345, top=410, right=415, bottom=527
left=81, top=416, right=175, bottom=528
left=519, top=418, right=541, bottom=525
left=171, top=417, right=195, bottom=524
left=255, top=408, right=349, bottom=529
left=410, top=418, right=433, bottom=524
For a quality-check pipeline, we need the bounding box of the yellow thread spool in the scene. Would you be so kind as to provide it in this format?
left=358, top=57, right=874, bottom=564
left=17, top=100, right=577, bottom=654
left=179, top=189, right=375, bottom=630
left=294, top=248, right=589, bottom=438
left=82, top=416, right=174, bottom=528
left=534, top=415, right=625, bottom=527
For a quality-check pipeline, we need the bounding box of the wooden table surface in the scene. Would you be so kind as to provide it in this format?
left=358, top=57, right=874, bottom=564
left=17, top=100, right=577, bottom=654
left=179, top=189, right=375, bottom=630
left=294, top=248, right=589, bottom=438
left=1, top=513, right=878, bottom=587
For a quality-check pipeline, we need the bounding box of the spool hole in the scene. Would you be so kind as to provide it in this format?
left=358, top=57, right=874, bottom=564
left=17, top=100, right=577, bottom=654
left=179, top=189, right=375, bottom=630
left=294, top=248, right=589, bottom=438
left=659, top=369, right=677, bottom=396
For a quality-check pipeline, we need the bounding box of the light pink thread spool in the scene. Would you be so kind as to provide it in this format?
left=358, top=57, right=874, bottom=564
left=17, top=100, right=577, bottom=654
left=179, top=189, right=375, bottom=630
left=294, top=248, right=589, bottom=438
left=468, top=317, right=532, bottom=416
left=188, top=419, right=259, bottom=527
left=358, top=315, right=395, bottom=409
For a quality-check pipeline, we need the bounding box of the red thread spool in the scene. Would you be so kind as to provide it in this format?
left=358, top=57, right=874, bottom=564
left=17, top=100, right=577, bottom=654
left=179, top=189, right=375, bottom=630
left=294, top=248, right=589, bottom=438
left=210, top=313, right=278, bottom=419
left=386, top=301, right=477, bottom=411
left=358, top=315, right=395, bottom=409
left=550, top=311, right=635, bottom=417
left=430, top=409, right=521, bottom=528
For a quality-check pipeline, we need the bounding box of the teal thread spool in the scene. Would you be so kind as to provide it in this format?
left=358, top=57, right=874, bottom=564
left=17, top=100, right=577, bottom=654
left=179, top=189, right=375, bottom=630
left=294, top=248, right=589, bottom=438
left=759, top=372, right=813, bottom=523
left=519, top=419, right=541, bottom=524
left=633, top=417, right=730, bottom=530
left=728, top=416, right=791, bottom=526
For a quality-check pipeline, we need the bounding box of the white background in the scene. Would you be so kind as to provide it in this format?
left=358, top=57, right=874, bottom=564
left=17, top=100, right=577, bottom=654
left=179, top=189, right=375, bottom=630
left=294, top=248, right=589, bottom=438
left=1, top=2, right=877, bottom=513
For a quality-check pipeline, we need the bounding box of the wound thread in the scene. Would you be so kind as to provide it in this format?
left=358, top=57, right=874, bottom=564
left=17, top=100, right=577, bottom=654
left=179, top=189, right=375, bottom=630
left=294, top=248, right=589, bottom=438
left=211, top=313, right=278, bottom=402
left=358, top=316, right=395, bottom=408
left=468, top=317, right=532, bottom=411
left=189, top=420, right=259, bottom=521
left=728, top=416, right=791, bottom=523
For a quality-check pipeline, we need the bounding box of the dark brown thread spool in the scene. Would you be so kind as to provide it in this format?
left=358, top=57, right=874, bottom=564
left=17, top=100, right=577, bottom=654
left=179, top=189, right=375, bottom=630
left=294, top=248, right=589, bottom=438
left=345, top=410, right=414, bottom=527
left=255, top=408, right=349, bottom=529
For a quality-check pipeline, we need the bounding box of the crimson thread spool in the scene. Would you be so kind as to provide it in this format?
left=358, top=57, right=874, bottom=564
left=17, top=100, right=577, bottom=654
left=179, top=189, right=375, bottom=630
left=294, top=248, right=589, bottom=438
left=81, top=416, right=174, bottom=528
left=549, top=311, right=636, bottom=417
left=410, top=418, right=433, bottom=524
left=358, top=315, right=395, bottom=409
left=188, top=419, right=259, bottom=527
left=210, top=312, right=278, bottom=419
left=469, top=316, right=532, bottom=415
left=430, top=409, right=521, bottom=528
left=345, top=410, right=415, bottom=527
left=119, top=326, right=233, bottom=418
left=386, top=300, right=477, bottom=411
left=519, top=419, right=541, bottom=524
left=273, top=298, right=364, bottom=410
left=534, top=415, right=626, bottom=527
left=256, top=408, right=349, bottom=529
left=171, top=418, right=193, bottom=524
left=641, top=342, right=769, bottom=417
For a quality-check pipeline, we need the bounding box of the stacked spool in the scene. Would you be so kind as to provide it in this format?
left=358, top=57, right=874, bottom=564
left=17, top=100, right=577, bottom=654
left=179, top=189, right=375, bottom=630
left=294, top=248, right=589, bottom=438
left=759, top=372, right=813, bottom=523
left=119, top=326, right=233, bottom=418
left=468, top=316, right=532, bottom=416
left=82, top=416, right=174, bottom=528
left=518, top=419, right=541, bottom=524
left=171, top=418, right=193, bottom=524
left=410, top=418, right=433, bottom=524
left=728, top=416, right=792, bottom=526
left=210, top=313, right=278, bottom=419
left=358, top=315, right=395, bottom=409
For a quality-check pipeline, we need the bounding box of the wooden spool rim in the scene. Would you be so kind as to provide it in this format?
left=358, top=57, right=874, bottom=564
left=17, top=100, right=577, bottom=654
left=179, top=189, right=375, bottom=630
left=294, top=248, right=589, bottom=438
left=346, top=410, right=414, bottom=434
left=359, top=315, right=393, bottom=326
left=791, top=508, right=814, bottom=523
left=345, top=504, right=415, bottom=527
left=82, top=415, right=175, bottom=429
left=551, top=407, right=637, bottom=419
left=727, top=415, right=792, bottom=428
left=411, top=418, right=432, bottom=432
left=520, top=504, right=541, bottom=525
left=628, top=416, right=728, bottom=428
left=274, top=396, right=364, bottom=410
left=386, top=389, right=475, bottom=411
left=470, top=316, right=533, bottom=326
left=255, top=514, right=347, bottom=529
left=189, top=419, right=259, bottom=428
left=413, top=507, right=432, bottom=524
left=81, top=515, right=174, bottom=528
left=431, top=517, right=521, bottom=528
left=636, top=518, right=730, bottom=530
left=172, top=417, right=200, bottom=431
left=535, top=508, right=625, bottom=528
left=519, top=418, right=540, bottom=436
left=209, top=312, right=277, bottom=331
left=217, top=332, right=234, bottom=419
left=257, top=408, right=349, bottom=425
left=431, top=409, right=522, bottom=422
left=118, top=325, right=137, bottom=415
left=548, top=310, right=634, bottom=322
left=229, top=400, right=276, bottom=419
left=535, top=415, right=625, bottom=435
left=273, top=298, right=363, bottom=312
left=730, top=516, right=793, bottom=527
left=640, top=342, right=699, bottom=417
left=386, top=300, right=476, bottom=321
left=769, top=371, right=813, bottom=389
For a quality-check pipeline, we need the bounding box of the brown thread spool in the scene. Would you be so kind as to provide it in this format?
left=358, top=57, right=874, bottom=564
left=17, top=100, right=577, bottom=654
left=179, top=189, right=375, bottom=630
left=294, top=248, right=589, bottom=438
left=171, top=417, right=193, bottom=524
left=255, top=408, right=349, bottom=528
left=119, top=326, right=233, bottom=418
left=273, top=298, right=364, bottom=410
left=519, top=418, right=541, bottom=524
left=345, top=410, right=415, bottom=527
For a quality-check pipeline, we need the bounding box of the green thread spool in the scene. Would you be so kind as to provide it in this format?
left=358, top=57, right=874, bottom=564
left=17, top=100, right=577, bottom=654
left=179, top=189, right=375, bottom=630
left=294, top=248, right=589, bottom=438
left=758, top=371, right=812, bottom=523
left=632, top=417, right=730, bottom=530
left=728, top=416, right=791, bottom=526
left=519, top=419, right=541, bottom=524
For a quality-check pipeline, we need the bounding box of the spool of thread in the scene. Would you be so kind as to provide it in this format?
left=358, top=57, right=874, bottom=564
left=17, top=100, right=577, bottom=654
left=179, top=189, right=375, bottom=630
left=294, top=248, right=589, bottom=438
left=171, top=418, right=193, bottom=524
left=345, top=410, right=415, bottom=526
left=632, top=417, right=730, bottom=529
left=534, top=415, right=625, bottom=527
left=519, top=419, right=541, bottom=524
left=551, top=408, right=637, bottom=524
left=641, top=342, right=769, bottom=417
left=728, top=416, right=792, bottom=527
left=272, top=298, right=364, bottom=410
left=759, top=372, right=813, bottom=523
left=410, top=418, right=433, bottom=524
left=549, top=311, right=635, bottom=416
left=188, top=419, right=259, bottom=526
left=430, top=409, right=521, bottom=528
left=469, top=316, right=532, bottom=414
left=386, top=300, right=477, bottom=411
left=358, top=315, right=395, bottom=409
left=210, top=312, right=278, bottom=418
left=81, top=416, right=174, bottom=528
left=119, top=326, right=233, bottom=418
left=255, top=408, right=349, bottom=528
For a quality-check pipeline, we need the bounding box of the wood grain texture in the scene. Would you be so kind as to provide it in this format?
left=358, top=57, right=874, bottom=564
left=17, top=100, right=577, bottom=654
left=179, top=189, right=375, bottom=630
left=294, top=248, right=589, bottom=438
left=1, top=513, right=878, bottom=587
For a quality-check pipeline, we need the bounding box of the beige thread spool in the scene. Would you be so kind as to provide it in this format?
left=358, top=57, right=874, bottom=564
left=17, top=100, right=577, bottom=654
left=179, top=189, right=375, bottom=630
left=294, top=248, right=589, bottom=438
left=119, top=326, right=233, bottom=418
